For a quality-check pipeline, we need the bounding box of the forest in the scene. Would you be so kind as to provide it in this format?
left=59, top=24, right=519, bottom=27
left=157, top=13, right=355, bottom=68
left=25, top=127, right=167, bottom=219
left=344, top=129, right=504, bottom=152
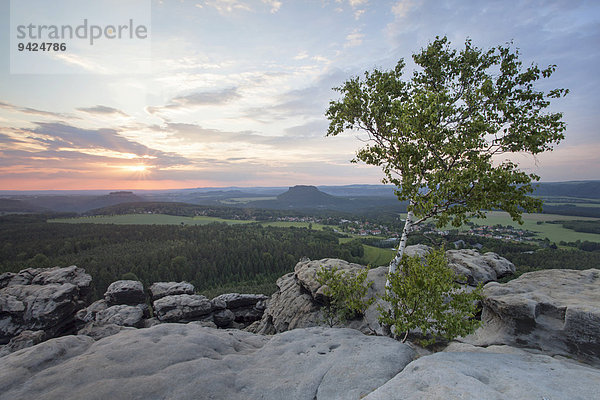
left=0, top=214, right=363, bottom=299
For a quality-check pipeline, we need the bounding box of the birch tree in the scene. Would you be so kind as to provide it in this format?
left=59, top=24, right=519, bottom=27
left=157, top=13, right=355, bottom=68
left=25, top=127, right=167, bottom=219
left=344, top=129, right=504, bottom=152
left=326, top=36, right=567, bottom=280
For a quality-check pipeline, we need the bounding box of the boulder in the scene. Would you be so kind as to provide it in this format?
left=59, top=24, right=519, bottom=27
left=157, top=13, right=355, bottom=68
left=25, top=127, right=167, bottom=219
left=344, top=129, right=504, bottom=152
left=0, top=266, right=92, bottom=346
left=213, top=293, right=268, bottom=325
left=364, top=344, right=600, bottom=399
left=247, top=272, right=321, bottom=334
left=95, top=305, right=145, bottom=328
left=214, top=293, right=268, bottom=309
left=104, top=280, right=146, bottom=306
left=148, top=282, right=194, bottom=301
left=403, top=243, right=431, bottom=258
left=293, top=258, right=365, bottom=303
left=74, top=299, right=108, bottom=324
left=463, top=268, right=600, bottom=366
left=153, top=294, right=213, bottom=322
left=446, top=249, right=515, bottom=285
left=212, top=309, right=235, bottom=328
left=0, top=324, right=415, bottom=400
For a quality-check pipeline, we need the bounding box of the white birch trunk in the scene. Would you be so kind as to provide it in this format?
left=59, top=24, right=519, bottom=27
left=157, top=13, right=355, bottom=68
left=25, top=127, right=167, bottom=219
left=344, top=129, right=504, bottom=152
left=385, top=205, right=414, bottom=288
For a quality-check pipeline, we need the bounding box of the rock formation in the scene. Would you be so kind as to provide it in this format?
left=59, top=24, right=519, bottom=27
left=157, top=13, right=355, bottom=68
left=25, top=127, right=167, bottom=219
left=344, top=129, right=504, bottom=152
left=0, top=325, right=415, bottom=400
left=104, top=280, right=146, bottom=306
left=248, top=247, right=514, bottom=335
left=364, top=343, right=600, bottom=399
left=463, top=268, right=600, bottom=366
left=0, top=266, right=91, bottom=345
left=148, top=281, right=195, bottom=301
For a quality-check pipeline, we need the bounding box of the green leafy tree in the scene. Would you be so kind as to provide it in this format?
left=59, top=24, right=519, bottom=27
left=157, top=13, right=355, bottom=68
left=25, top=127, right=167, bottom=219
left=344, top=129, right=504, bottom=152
left=316, top=266, right=374, bottom=327
left=326, top=36, right=568, bottom=280
left=378, top=248, right=483, bottom=346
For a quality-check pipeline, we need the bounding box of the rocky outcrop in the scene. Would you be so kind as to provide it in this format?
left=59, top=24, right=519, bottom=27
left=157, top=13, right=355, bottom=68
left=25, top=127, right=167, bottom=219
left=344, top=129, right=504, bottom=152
left=446, top=249, right=516, bottom=285
left=248, top=271, right=320, bottom=334
left=249, top=247, right=514, bottom=335
left=248, top=257, right=368, bottom=335
left=364, top=343, right=600, bottom=399
left=463, top=268, right=600, bottom=366
left=76, top=279, right=148, bottom=339
left=148, top=282, right=194, bottom=301
left=153, top=294, right=213, bottom=322
left=0, top=324, right=415, bottom=400
left=0, top=266, right=91, bottom=345
left=104, top=280, right=146, bottom=306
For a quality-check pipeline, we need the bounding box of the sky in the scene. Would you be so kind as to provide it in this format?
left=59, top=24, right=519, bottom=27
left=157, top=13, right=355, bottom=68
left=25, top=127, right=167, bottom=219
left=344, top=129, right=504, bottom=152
left=0, top=0, right=599, bottom=191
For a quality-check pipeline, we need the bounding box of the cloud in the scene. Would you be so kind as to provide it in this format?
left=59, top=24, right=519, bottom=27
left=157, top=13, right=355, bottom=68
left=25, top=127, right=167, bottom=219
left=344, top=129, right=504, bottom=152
left=147, top=87, right=241, bottom=115
left=284, top=120, right=329, bottom=137
left=242, top=68, right=351, bottom=121
left=345, top=29, right=364, bottom=47
left=202, top=0, right=252, bottom=14
left=391, top=0, right=414, bottom=18
left=77, top=105, right=129, bottom=116
left=262, top=0, right=282, bottom=13
left=0, top=122, right=189, bottom=169
left=0, top=100, right=70, bottom=119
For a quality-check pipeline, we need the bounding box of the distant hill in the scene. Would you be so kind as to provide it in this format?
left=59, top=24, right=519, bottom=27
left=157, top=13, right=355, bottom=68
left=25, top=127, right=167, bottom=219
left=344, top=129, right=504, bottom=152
left=534, top=181, right=600, bottom=199
left=9, top=192, right=147, bottom=213
left=0, top=198, right=46, bottom=213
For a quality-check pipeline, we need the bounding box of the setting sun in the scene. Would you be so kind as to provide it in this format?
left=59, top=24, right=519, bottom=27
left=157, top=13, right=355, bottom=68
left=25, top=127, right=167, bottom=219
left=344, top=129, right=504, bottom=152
left=123, top=165, right=149, bottom=173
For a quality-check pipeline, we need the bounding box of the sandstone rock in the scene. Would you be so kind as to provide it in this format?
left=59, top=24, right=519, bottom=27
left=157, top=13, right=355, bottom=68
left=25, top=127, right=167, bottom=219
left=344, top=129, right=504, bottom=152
left=403, top=244, right=431, bottom=258
left=364, top=345, right=600, bottom=400
left=153, top=294, right=213, bottom=322
left=1, top=282, right=85, bottom=344
left=148, top=282, right=194, bottom=301
left=75, top=299, right=108, bottom=324
left=0, top=325, right=415, bottom=400
left=211, top=297, right=227, bottom=310
left=104, top=280, right=146, bottom=306
left=0, top=330, right=45, bottom=357
left=213, top=309, right=235, bottom=328
left=250, top=247, right=513, bottom=336
left=212, top=293, right=269, bottom=325
left=214, top=293, right=268, bottom=309
left=30, top=266, right=92, bottom=294
left=294, top=258, right=365, bottom=302
left=95, top=305, right=145, bottom=328
left=463, top=268, right=600, bottom=367
left=446, top=249, right=515, bottom=285
left=77, top=322, right=135, bottom=341
left=0, top=268, right=42, bottom=289
left=248, top=272, right=321, bottom=334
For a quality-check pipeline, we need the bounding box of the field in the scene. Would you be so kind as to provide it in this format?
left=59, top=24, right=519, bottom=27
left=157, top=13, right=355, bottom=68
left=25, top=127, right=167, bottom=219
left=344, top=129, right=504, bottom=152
left=49, top=214, right=252, bottom=225
left=459, top=211, right=600, bottom=243
left=363, top=245, right=395, bottom=266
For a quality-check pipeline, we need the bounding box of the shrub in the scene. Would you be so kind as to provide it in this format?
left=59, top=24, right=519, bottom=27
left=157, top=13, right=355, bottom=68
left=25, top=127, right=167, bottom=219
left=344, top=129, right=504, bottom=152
left=378, top=248, right=483, bottom=346
left=316, top=266, right=374, bottom=327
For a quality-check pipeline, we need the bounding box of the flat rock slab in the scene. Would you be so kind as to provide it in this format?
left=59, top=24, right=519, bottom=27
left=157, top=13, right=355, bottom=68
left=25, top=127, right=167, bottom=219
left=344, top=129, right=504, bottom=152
left=0, top=325, right=415, bottom=400
left=364, top=345, right=600, bottom=400
left=466, top=268, right=600, bottom=366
